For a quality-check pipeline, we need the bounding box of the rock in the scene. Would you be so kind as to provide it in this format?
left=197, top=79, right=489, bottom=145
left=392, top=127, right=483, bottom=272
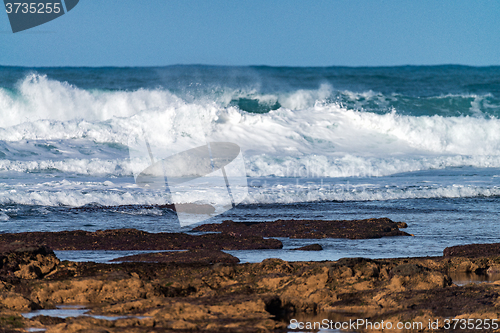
left=14, top=263, right=42, bottom=279
left=335, top=257, right=373, bottom=267
left=0, top=292, right=36, bottom=310
left=392, top=263, right=427, bottom=276
left=448, top=258, right=479, bottom=273
left=111, top=249, right=240, bottom=264
left=0, top=229, right=282, bottom=251
left=0, top=242, right=59, bottom=280
left=444, top=243, right=500, bottom=257
left=0, top=236, right=499, bottom=333
left=291, top=244, right=323, bottom=251
left=32, top=315, right=66, bottom=325
left=487, top=265, right=500, bottom=274
left=170, top=320, right=198, bottom=330
left=0, top=315, right=25, bottom=332
left=194, top=217, right=411, bottom=239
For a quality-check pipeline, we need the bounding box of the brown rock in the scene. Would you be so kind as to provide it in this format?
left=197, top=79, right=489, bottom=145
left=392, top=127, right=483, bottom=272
left=1, top=237, right=499, bottom=333
left=194, top=217, right=411, bottom=239
left=392, top=263, right=427, bottom=276
left=397, top=221, right=408, bottom=228
left=444, top=243, right=500, bottom=257
left=0, top=242, right=59, bottom=279
left=0, top=292, right=36, bottom=310
left=0, top=229, right=282, bottom=251
left=13, top=263, right=42, bottom=279
left=111, top=249, right=240, bottom=264
left=487, top=265, right=500, bottom=274
left=291, top=244, right=323, bottom=251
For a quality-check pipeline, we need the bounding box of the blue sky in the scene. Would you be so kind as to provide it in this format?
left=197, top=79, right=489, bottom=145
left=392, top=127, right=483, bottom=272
left=1, top=0, right=499, bottom=67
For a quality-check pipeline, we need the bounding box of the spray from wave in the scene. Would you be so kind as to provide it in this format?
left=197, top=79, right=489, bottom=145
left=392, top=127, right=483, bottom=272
left=1, top=75, right=500, bottom=178
left=0, top=72, right=500, bottom=207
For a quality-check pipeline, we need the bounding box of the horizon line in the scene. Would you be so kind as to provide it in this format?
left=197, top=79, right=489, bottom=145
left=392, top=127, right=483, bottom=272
left=1, top=63, right=499, bottom=69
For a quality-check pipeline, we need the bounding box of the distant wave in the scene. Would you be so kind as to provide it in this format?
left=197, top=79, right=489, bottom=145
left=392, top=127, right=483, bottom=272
left=0, top=179, right=499, bottom=207
left=1, top=74, right=500, bottom=181
left=1, top=74, right=500, bottom=129
left=0, top=74, right=185, bottom=128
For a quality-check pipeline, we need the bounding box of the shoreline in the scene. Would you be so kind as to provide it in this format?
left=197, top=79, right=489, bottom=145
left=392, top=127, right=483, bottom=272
left=0, top=220, right=498, bottom=332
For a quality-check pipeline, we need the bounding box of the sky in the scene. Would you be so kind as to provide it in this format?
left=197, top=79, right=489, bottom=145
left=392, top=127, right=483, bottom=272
left=0, top=0, right=499, bottom=67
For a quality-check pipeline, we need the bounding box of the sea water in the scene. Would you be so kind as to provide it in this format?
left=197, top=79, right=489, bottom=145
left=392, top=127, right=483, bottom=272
left=0, top=65, right=500, bottom=262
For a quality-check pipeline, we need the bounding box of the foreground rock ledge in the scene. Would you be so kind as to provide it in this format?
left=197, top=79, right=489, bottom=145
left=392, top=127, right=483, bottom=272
left=194, top=217, right=411, bottom=239
left=0, top=243, right=499, bottom=332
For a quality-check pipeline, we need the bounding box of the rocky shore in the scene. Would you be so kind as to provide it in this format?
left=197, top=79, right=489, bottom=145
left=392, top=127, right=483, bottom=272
left=0, top=219, right=498, bottom=332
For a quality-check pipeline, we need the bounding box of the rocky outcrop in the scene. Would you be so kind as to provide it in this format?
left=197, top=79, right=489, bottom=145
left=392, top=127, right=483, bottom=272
left=111, top=249, right=240, bottom=264
left=291, top=244, right=323, bottom=251
left=444, top=242, right=500, bottom=257
left=0, top=242, right=59, bottom=281
left=194, top=217, right=411, bottom=239
left=0, top=229, right=282, bottom=251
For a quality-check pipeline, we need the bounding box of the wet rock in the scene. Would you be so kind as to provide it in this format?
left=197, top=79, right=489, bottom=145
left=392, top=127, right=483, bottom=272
left=291, top=244, right=323, bottom=251
left=0, top=229, right=282, bottom=251
left=33, top=315, right=66, bottom=325
left=444, top=242, right=500, bottom=257
left=194, top=217, right=411, bottom=239
left=258, top=258, right=294, bottom=274
left=14, top=263, right=42, bottom=280
left=400, top=284, right=500, bottom=318
left=111, top=249, right=240, bottom=264
left=0, top=315, right=24, bottom=333
left=0, top=242, right=59, bottom=280
left=1, top=238, right=500, bottom=333
left=335, top=257, right=373, bottom=267
left=396, top=221, right=408, bottom=228
left=487, top=265, right=500, bottom=274
left=0, top=292, right=37, bottom=311
left=392, top=263, right=427, bottom=276
left=0, top=329, right=23, bottom=333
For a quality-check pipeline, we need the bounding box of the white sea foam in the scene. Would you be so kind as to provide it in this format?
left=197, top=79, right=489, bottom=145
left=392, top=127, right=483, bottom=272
left=1, top=105, right=500, bottom=179
left=0, top=188, right=167, bottom=207
left=2, top=76, right=500, bottom=184
left=1, top=152, right=500, bottom=180
left=0, top=158, right=132, bottom=175
left=0, top=179, right=498, bottom=207
left=249, top=183, right=500, bottom=204
left=0, top=74, right=184, bottom=128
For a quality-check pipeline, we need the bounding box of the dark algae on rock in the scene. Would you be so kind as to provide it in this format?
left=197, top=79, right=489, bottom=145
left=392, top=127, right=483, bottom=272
left=111, top=249, right=240, bottom=264
left=194, top=217, right=411, bottom=239
left=444, top=242, right=500, bottom=258
left=291, top=244, right=323, bottom=251
left=0, top=229, right=282, bottom=251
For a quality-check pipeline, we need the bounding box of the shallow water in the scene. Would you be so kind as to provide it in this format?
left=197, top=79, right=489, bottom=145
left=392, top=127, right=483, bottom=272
left=448, top=271, right=500, bottom=286
left=55, top=250, right=166, bottom=263
left=22, top=304, right=149, bottom=320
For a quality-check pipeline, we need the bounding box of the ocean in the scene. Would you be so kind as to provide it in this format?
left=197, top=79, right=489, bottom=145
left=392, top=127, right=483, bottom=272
left=0, top=65, right=499, bottom=262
